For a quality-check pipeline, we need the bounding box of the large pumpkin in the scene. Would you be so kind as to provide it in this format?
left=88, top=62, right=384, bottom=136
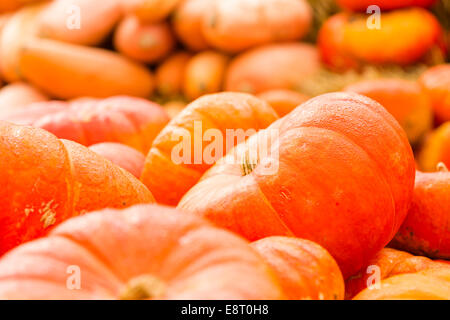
left=251, top=237, right=345, bottom=300
left=178, top=92, right=416, bottom=277
left=141, top=92, right=278, bottom=205
left=0, top=205, right=284, bottom=300
left=0, top=121, right=154, bottom=256
left=391, top=169, right=450, bottom=259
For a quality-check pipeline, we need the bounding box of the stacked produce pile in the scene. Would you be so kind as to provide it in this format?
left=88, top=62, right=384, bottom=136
left=0, top=0, right=449, bottom=300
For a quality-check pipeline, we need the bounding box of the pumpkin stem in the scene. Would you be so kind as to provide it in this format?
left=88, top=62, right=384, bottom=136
left=241, top=152, right=257, bottom=176
left=437, top=162, right=449, bottom=172
left=119, top=275, right=166, bottom=300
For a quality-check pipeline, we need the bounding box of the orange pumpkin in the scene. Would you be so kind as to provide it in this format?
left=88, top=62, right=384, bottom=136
left=18, top=38, right=155, bottom=99
left=178, top=92, right=416, bottom=278
left=114, top=16, right=175, bottom=64
left=1, top=96, right=169, bottom=153
left=257, top=90, right=310, bottom=117
left=346, top=248, right=450, bottom=299
left=225, top=43, right=320, bottom=94
left=89, top=142, right=146, bottom=178
left=344, top=79, right=433, bottom=145
left=141, top=92, right=278, bottom=205
left=202, top=0, right=312, bottom=53
left=183, top=51, right=229, bottom=101
left=251, top=237, right=345, bottom=300
left=0, top=204, right=284, bottom=300
left=156, top=51, right=192, bottom=97
left=123, top=0, right=181, bottom=23
left=37, top=0, right=123, bottom=46
left=418, top=122, right=450, bottom=171
left=337, top=0, right=437, bottom=11
left=0, top=82, right=48, bottom=115
left=353, top=268, right=450, bottom=300
left=391, top=169, right=450, bottom=260
left=0, top=121, right=154, bottom=256
left=419, top=64, right=450, bottom=124
left=319, top=9, right=444, bottom=71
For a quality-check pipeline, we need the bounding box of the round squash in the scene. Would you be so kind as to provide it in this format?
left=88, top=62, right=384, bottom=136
left=156, top=51, right=192, bottom=97
left=419, top=64, right=450, bottom=124
left=418, top=122, right=450, bottom=172
left=0, top=204, right=284, bottom=300
left=178, top=92, right=416, bottom=278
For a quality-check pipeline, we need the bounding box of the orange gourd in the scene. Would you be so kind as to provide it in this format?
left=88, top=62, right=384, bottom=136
left=141, top=92, right=279, bottom=205
left=89, top=142, right=146, bottom=178
left=419, top=122, right=450, bottom=171
left=0, top=204, right=284, bottom=300
left=123, top=0, right=181, bottom=23
left=251, top=237, right=345, bottom=300
left=1, top=96, right=169, bottom=153
left=0, top=121, right=154, bottom=256
left=257, top=90, right=310, bottom=117
left=419, top=64, right=450, bottom=124
left=178, top=92, right=416, bottom=278
left=156, top=51, right=192, bottom=97
left=225, top=43, right=320, bottom=94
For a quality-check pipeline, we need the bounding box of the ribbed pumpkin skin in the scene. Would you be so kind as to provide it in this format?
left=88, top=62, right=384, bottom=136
left=1, top=96, right=169, bottom=153
left=391, top=171, right=450, bottom=260
left=353, top=268, right=450, bottom=300
left=0, top=122, right=154, bottom=256
left=0, top=205, right=284, bottom=300
left=345, top=248, right=450, bottom=299
left=141, top=92, right=278, bottom=206
left=419, top=64, right=450, bottom=124
left=251, top=237, right=345, bottom=300
left=178, top=92, right=415, bottom=278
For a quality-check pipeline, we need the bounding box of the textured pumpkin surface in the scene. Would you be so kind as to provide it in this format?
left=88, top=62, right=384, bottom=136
left=37, top=0, right=123, bottom=46
left=141, top=92, right=278, bottom=205
left=353, top=268, right=450, bottom=300
left=114, top=16, right=175, bottom=64
left=419, top=122, right=450, bottom=171
left=202, top=0, right=312, bottom=53
left=89, top=143, right=146, bottom=179
left=178, top=92, right=415, bottom=278
left=0, top=204, right=284, bottom=300
left=346, top=248, right=450, bottom=299
left=1, top=96, right=169, bottom=153
left=0, top=122, right=154, bottom=256
left=225, top=43, right=320, bottom=94
left=319, top=9, right=443, bottom=71
left=257, top=90, right=310, bottom=117
left=337, top=0, right=437, bottom=11
left=344, top=79, right=433, bottom=145
left=156, top=51, right=192, bottom=97
left=251, top=237, right=345, bottom=300
left=419, top=64, right=450, bottom=124
left=391, top=170, right=450, bottom=260
left=0, top=82, right=48, bottom=115
left=17, top=38, right=155, bottom=99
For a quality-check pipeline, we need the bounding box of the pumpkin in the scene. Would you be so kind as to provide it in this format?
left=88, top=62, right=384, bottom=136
left=344, top=79, right=433, bottom=145
left=114, top=16, right=175, bottom=64
left=419, top=64, right=450, bottom=124
left=0, top=0, right=41, bottom=13
left=225, top=43, right=320, bottom=94
left=202, top=0, right=312, bottom=53
left=319, top=9, right=444, bottom=71
left=89, top=142, right=146, bottom=178
left=0, top=204, right=284, bottom=300
left=1, top=96, right=169, bottom=153
left=156, top=51, right=192, bottom=97
left=37, top=0, right=123, bottom=46
left=390, top=169, right=450, bottom=260
left=251, top=237, right=345, bottom=300
left=353, top=268, right=450, bottom=300
left=123, top=0, right=181, bottom=24
left=178, top=92, right=416, bottom=278
left=418, top=122, right=450, bottom=171
left=0, top=82, right=48, bottom=115
left=345, top=248, right=450, bottom=299
left=257, top=90, right=310, bottom=117
left=0, top=121, right=154, bottom=256
left=141, top=92, right=279, bottom=205
left=337, top=0, right=437, bottom=11
left=172, top=0, right=211, bottom=51
left=17, top=38, right=155, bottom=99
left=183, top=51, right=229, bottom=101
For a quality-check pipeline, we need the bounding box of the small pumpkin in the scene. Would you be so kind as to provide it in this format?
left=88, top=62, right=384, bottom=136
left=0, top=204, right=284, bottom=300
left=156, top=51, right=192, bottom=97
left=178, top=92, right=416, bottom=278
left=257, top=90, right=310, bottom=117
left=418, top=122, right=450, bottom=172
left=251, top=237, right=345, bottom=300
